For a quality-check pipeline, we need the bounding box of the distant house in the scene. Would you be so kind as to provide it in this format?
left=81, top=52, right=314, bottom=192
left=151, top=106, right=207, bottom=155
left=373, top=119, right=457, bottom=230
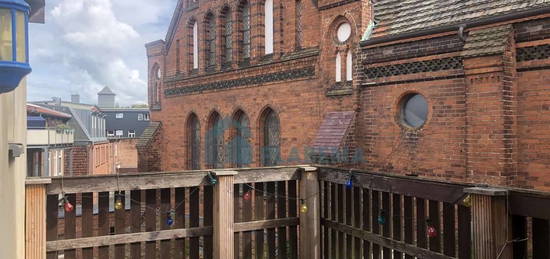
left=26, top=103, right=74, bottom=177
left=97, top=88, right=151, bottom=173
left=33, top=97, right=114, bottom=175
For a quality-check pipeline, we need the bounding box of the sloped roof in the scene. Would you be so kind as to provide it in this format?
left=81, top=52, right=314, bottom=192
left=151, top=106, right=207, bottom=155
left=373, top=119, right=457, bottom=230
left=311, top=111, right=356, bottom=154
left=372, top=0, right=550, bottom=38
left=462, top=24, right=513, bottom=57
left=98, top=86, right=115, bottom=95
left=27, top=103, right=72, bottom=119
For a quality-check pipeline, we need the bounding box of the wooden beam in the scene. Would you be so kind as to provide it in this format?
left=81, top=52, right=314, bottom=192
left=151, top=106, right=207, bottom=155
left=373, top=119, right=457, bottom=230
left=26, top=183, right=47, bottom=259
left=213, top=171, right=235, bottom=259
left=46, top=167, right=301, bottom=194
left=46, top=226, right=213, bottom=251
left=300, top=166, right=321, bottom=259
left=509, top=191, right=550, bottom=219
left=318, top=168, right=468, bottom=203
left=234, top=167, right=300, bottom=184
left=322, top=219, right=454, bottom=259
left=234, top=218, right=299, bottom=232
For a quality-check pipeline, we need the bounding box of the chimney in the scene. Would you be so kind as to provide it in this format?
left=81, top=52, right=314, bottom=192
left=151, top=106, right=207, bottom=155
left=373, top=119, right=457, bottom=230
left=71, top=94, right=80, bottom=103
left=51, top=97, right=61, bottom=106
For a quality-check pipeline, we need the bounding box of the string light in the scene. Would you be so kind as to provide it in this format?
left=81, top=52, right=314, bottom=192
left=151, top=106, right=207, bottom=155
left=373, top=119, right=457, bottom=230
left=426, top=219, right=437, bottom=238
left=300, top=199, right=308, bottom=213
left=166, top=211, right=175, bottom=226
left=114, top=193, right=124, bottom=210
left=243, top=191, right=251, bottom=201
left=207, top=172, right=218, bottom=185
left=62, top=195, right=74, bottom=213
left=462, top=195, right=472, bottom=207
left=345, top=173, right=354, bottom=189
left=377, top=210, right=386, bottom=225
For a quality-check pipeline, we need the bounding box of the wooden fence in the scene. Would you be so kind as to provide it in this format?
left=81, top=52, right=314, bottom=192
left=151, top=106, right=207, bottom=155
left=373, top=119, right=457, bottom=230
left=25, top=166, right=550, bottom=259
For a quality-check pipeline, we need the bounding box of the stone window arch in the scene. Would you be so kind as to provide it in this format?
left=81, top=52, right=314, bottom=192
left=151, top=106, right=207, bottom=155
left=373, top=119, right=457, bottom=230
left=330, top=17, right=355, bottom=84
left=187, top=113, right=201, bottom=170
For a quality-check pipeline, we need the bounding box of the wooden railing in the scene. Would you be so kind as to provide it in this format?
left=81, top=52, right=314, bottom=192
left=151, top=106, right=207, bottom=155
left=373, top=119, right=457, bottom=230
left=318, top=167, right=473, bottom=259
left=26, top=166, right=310, bottom=259
left=25, top=166, right=550, bottom=259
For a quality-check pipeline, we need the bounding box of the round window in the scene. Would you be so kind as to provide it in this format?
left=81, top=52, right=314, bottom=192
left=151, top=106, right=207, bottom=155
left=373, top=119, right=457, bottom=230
left=336, top=22, right=351, bottom=43
left=400, top=93, right=428, bottom=129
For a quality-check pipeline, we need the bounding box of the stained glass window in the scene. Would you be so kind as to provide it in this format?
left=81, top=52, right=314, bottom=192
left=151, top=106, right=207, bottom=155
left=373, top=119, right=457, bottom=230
left=188, top=114, right=201, bottom=170
left=262, top=109, right=280, bottom=166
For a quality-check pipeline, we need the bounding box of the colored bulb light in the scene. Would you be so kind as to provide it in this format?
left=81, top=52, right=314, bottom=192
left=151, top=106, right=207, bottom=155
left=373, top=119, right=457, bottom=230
left=114, top=198, right=123, bottom=210
left=427, top=225, right=437, bottom=238
left=243, top=191, right=251, bottom=200
left=345, top=179, right=353, bottom=189
left=300, top=203, right=308, bottom=213
left=63, top=200, right=74, bottom=213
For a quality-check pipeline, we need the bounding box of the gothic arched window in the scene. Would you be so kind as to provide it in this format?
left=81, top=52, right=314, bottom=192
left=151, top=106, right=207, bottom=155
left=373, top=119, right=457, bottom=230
left=150, top=64, right=161, bottom=106
left=346, top=49, right=353, bottom=81
left=205, top=13, right=216, bottom=68
left=261, top=108, right=280, bottom=166
left=295, top=0, right=303, bottom=49
left=231, top=110, right=250, bottom=167
left=190, top=20, right=199, bottom=70
left=187, top=113, right=201, bottom=170
left=206, top=112, right=224, bottom=168
left=264, top=0, right=274, bottom=54
left=240, top=1, right=251, bottom=60
left=222, top=7, right=232, bottom=64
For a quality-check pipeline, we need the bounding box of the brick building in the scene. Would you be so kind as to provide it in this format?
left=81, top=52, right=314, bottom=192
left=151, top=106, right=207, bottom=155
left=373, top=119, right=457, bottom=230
left=143, top=0, right=550, bottom=191
left=143, top=0, right=372, bottom=170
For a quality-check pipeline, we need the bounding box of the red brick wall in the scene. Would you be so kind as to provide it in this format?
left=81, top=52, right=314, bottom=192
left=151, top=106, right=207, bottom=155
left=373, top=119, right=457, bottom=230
left=69, top=146, right=90, bottom=176
left=138, top=125, right=162, bottom=172
left=112, top=139, right=139, bottom=173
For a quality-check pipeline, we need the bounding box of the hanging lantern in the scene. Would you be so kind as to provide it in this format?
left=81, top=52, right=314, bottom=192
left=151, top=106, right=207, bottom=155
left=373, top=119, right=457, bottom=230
left=377, top=211, right=386, bottom=225
left=243, top=191, right=251, bottom=201
left=62, top=197, right=74, bottom=213
left=300, top=199, right=308, bottom=213
left=0, top=0, right=31, bottom=93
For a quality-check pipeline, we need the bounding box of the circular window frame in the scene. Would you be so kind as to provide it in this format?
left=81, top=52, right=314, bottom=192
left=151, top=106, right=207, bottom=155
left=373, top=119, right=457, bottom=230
left=332, top=19, right=353, bottom=45
left=396, top=92, right=430, bottom=130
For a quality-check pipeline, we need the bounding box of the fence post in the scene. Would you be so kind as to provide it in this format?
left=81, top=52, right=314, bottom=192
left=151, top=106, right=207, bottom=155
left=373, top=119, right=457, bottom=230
left=299, top=166, right=320, bottom=259
left=25, top=178, right=51, bottom=259
left=212, top=170, right=237, bottom=259
left=465, top=187, right=511, bottom=259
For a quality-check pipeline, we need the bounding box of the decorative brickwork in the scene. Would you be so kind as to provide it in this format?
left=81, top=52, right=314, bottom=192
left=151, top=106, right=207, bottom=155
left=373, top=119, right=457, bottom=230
left=365, top=57, right=463, bottom=79
left=165, top=66, right=315, bottom=96
left=517, top=44, right=550, bottom=62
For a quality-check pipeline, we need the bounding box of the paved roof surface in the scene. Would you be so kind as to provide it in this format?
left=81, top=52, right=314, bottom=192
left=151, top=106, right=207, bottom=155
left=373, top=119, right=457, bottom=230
left=462, top=24, right=513, bottom=57
left=372, top=0, right=550, bottom=38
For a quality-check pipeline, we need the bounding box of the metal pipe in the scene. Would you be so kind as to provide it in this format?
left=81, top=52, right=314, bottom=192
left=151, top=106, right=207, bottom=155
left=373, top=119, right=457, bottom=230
left=360, top=6, right=550, bottom=46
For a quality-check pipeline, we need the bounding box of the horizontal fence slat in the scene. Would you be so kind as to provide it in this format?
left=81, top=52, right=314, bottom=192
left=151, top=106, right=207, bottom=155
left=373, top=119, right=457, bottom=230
left=46, top=226, right=213, bottom=251
left=322, top=219, right=455, bottom=259
left=318, top=168, right=468, bottom=203
left=46, top=167, right=301, bottom=194
left=234, top=168, right=300, bottom=183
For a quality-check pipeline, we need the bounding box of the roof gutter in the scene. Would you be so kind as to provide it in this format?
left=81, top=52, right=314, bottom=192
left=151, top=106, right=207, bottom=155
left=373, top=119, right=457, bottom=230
left=360, top=6, right=550, bottom=47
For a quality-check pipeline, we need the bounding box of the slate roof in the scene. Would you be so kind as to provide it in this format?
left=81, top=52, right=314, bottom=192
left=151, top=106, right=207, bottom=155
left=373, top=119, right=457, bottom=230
left=311, top=111, right=355, bottom=154
left=462, top=24, right=513, bottom=57
left=372, top=0, right=550, bottom=38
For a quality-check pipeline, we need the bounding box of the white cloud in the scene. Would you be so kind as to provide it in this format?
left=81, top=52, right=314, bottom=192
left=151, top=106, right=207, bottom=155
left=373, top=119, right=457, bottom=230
left=27, top=0, right=176, bottom=106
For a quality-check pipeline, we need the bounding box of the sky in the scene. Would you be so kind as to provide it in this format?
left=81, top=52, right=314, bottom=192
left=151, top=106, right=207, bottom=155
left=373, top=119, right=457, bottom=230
left=27, top=0, right=177, bottom=106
